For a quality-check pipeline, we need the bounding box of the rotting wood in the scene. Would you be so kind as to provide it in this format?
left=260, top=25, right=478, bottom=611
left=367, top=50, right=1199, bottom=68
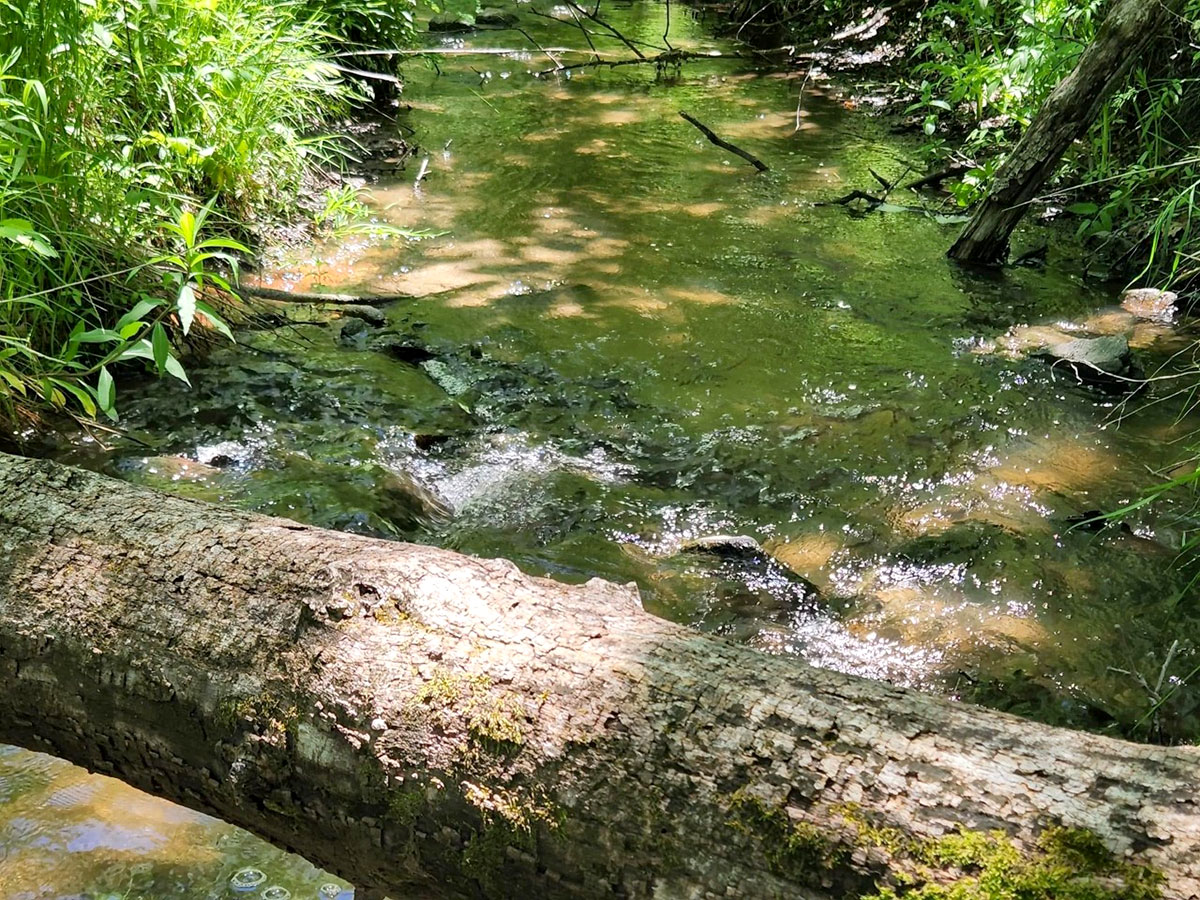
left=1, top=452, right=1199, bottom=899
left=236, top=283, right=411, bottom=306
left=949, top=0, right=1186, bottom=263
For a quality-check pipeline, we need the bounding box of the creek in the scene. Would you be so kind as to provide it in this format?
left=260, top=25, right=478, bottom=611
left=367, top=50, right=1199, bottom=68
left=5, top=1, right=1200, bottom=896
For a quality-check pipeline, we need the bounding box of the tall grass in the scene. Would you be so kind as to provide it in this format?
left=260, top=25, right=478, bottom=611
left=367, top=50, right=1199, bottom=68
left=0, top=0, right=413, bottom=425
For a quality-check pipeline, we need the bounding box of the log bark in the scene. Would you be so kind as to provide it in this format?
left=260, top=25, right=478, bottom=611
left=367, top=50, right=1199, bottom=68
left=948, top=0, right=1185, bottom=264
left=1, top=452, right=1199, bottom=899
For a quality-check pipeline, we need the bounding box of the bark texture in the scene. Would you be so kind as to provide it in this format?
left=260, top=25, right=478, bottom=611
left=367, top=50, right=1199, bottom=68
left=1, top=452, right=1199, bottom=899
left=948, top=0, right=1185, bottom=263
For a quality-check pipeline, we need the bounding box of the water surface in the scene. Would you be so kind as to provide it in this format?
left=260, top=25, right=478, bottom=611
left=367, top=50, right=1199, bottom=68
left=7, top=2, right=1200, bottom=894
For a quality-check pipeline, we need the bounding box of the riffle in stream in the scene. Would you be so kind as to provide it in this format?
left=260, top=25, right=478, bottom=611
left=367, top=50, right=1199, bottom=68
left=6, top=2, right=1200, bottom=896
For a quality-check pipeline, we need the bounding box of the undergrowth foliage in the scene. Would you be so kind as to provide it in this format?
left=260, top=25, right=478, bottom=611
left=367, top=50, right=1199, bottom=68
left=902, top=0, right=1200, bottom=286
left=0, top=0, right=414, bottom=424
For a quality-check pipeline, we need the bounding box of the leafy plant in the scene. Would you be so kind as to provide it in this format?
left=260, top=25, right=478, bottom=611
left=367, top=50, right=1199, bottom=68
left=0, top=0, right=415, bottom=424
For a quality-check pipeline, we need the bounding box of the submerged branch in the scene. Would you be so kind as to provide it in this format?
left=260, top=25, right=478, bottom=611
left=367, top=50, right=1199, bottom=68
left=235, top=284, right=410, bottom=306
left=679, top=110, right=770, bottom=172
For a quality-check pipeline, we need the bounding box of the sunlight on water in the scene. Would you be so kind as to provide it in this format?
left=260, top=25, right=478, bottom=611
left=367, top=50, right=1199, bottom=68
left=34, top=0, right=1200, bottom=839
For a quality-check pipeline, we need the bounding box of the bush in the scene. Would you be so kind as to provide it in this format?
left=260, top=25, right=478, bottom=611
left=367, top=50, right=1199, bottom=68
left=0, top=0, right=414, bottom=424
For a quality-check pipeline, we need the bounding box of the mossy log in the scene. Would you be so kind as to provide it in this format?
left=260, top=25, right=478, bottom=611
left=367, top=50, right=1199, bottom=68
left=949, top=0, right=1185, bottom=264
left=0, top=452, right=1198, bottom=899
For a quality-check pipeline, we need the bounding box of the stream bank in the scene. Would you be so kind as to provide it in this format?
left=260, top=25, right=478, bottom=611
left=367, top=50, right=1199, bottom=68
left=4, top=1, right=1200, bottom=897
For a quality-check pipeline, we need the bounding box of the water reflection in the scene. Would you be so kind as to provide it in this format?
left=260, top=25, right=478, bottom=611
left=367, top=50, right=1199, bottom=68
left=0, top=746, right=353, bottom=899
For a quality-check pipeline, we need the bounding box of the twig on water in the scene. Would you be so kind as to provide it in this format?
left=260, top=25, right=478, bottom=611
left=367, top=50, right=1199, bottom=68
left=564, top=0, right=648, bottom=58
left=679, top=110, right=769, bottom=172
left=564, top=3, right=601, bottom=62
left=512, top=26, right=563, bottom=69
left=794, top=61, right=814, bottom=133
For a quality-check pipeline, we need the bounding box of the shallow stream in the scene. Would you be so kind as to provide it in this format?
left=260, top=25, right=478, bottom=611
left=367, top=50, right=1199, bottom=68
left=7, top=1, right=1200, bottom=896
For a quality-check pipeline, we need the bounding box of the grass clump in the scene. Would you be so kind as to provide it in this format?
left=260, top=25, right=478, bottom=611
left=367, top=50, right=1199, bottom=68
left=0, top=0, right=414, bottom=426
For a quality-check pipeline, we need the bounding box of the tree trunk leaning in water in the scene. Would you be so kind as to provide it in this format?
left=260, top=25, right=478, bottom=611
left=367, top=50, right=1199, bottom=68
left=1, top=452, right=1199, bottom=899
left=948, top=0, right=1185, bottom=264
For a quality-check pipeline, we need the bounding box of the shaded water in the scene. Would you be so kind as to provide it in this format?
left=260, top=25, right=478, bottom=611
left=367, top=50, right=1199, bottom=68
left=7, top=1, right=1200, bottom=894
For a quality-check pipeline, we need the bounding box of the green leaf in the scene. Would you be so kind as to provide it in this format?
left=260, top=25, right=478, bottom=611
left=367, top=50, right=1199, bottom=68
left=50, top=378, right=97, bottom=417
left=195, top=236, right=251, bottom=253
left=1067, top=202, right=1100, bottom=215
left=152, top=322, right=171, bottom=374
left=164, top=353, right=191, bottom=386
left=0, top=368, right=27, bottom=395
left=118, top=340, right=155, bottom=362
left=116, top=298, right=163, bottom=331
left=0, top=218, right=57, bottom=258
left=97, top=365, right=116, bottom=419
left=195, top=300, right=235, bottom=341
left=177, top=283, right=196, bottom=335
left=177, top=210, right=198, bottom=249
left=76, top=328, right=124, bottom=344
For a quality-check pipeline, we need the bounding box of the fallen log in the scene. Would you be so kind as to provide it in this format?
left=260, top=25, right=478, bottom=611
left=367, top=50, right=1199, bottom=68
left=948, top=0, right=1185, bottom=264
left=0, top=452, right=1198, bottom=899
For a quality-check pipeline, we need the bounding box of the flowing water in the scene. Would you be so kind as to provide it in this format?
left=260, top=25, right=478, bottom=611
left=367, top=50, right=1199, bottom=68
left=7, top=1, right=1200, bottom=895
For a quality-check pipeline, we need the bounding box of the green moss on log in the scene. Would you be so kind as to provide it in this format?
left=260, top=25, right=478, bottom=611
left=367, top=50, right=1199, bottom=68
left=729, top=795, right=1163, bottom=899
left=727, top=789, right=849, bottom=882
left=411, top=669, right=527, bottom=752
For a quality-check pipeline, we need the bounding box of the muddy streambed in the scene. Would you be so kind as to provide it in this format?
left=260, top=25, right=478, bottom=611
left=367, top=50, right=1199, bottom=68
left=7, top=1, right=1200, bottom=896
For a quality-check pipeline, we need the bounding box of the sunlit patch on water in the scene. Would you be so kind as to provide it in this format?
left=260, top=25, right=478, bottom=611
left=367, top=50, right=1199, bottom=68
left=382, top=429, right=633, bottom=521
left=755, top=616, right=946, bottom=688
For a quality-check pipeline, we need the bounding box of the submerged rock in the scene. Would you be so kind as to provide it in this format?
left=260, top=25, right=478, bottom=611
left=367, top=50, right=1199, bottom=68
left=429, top=12, right=476, bottom=31
left=475, top=7, right=518, bottom=26
left=1121, top=287, right=1178, bottom=321
left=1034, top=335, right=1142, bottom=392
left=376, top=466, right=453, bottom=525
left=371, top=334, right=439, bottom=365
left=676, top=534, right=822, bottom=603
left=338, top=316, right=372, bottom=347
left=678, top=534, right=765, bottom=558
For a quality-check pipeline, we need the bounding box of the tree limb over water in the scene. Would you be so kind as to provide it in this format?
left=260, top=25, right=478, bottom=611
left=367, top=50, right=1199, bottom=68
left=235, top=283, right=411, bottom=306
left=1, top=453, right=1199, bottom=897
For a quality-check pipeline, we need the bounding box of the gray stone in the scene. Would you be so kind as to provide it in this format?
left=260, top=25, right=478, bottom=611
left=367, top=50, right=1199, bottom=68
left=428, top=12, right=475, bottom=31
left=475, top=7, right=518, bottom=26
left=1036, top=335, right=1142, bottom=392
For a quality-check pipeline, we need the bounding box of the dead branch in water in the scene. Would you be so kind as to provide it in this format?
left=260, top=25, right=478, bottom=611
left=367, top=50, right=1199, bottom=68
left=533, top=47, right=750, bottom=77
left=679, top=110, right=770, bottom=172
left=235, top=284, right=410, bottom=306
